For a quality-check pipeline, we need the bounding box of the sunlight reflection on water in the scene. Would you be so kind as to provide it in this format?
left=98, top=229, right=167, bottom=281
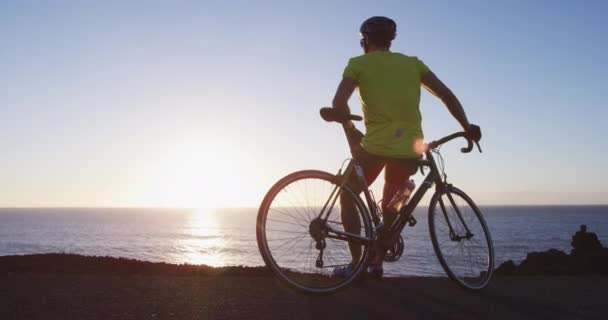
left=175, top=208, right=226, bottom=267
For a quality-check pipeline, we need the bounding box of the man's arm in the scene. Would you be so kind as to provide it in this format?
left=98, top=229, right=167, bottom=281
left=332, top=77, right=364, bottom=146
left=332, top=77, right=358, bottom=129
left=421, top=71, right=471, bottom=131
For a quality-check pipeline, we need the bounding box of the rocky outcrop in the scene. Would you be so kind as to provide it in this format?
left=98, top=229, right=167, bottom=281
left=496, top=225, right=608, bottom=276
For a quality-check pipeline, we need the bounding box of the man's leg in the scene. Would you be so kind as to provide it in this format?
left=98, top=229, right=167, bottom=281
left=340, top=151, right=384, bottom=264
left=368, top=182, right=405, bottom=265
left=340, top=187, right=362, bottom=263
left=370, top=158, right=418, bottom=265
left=380, top=182, right=401, bottom=230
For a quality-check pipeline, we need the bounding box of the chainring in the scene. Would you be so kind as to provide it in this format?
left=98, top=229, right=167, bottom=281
left=383, top=235, right=405, bottom=262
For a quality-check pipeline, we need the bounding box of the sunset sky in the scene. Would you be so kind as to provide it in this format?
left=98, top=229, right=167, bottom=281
left=1, top=0, right=607, bottom=207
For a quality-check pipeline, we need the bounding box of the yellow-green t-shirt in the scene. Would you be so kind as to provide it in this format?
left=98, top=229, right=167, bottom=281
left=343, top=51, right=430, bottom=158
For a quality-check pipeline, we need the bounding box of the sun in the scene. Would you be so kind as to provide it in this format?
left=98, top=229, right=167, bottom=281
left=142, top=140, right=259, bottom=208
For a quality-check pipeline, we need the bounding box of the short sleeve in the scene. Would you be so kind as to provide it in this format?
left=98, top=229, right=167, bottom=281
left=342, top=58, right=361, bottom=80
left=416, top=57, right=431, bottom=77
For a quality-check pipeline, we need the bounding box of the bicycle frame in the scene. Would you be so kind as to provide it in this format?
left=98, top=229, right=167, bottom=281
left=260, top=109, right=491, bottom=292
left=316, top=145, right=472, bottom=247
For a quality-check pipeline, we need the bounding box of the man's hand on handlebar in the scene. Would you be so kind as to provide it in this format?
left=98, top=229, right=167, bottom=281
left=465, top=124, right=482, bottom=153
left=321, top=107, right=482, bottom=153
left=465, top=124, right=482, bottom=142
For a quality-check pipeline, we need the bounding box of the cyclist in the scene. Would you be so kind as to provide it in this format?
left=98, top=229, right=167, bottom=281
left=332, top=16, right=481, bottom=279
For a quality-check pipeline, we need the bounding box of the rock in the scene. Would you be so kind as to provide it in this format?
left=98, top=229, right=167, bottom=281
left=517, top=249, right=571, bottom=275
left=571, top=224, right=603, bottom=256
left=494, top=260, right=517, bottom=276
left=495, top=226, right=607, bottom=276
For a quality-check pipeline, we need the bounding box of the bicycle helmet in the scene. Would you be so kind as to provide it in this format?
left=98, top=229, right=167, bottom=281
left=360, top=16, right=397, bottom=44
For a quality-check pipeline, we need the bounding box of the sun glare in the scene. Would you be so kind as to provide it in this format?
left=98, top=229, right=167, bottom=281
left=177, top=208, right=226, bottom=266
left=143, top=141, right=259, bottom=208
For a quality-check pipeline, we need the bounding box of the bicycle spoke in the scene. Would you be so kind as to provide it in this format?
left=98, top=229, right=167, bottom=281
left=266, top=218, right=307, bottom=228
left=281, top=186, right=312, bottom=224
left=265, top=228, right=306, bottom=234
left=430, top=188, right=493, bottom=290
left=269, top=207, right=308, bottom=227
left=270, top=232, right=309, bottom=252
left=259, top=171, right=372, bottom=292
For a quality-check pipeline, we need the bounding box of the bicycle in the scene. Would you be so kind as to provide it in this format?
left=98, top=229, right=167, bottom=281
left=256, top=108, right=494, bottom=294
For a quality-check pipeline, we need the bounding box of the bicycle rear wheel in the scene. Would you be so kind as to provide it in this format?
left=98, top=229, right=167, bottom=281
left=257, top=170, right=372, bottom=294
left=428, top=186, right=494, bottom=290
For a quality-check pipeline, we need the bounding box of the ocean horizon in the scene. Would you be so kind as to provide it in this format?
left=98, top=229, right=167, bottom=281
left=1, top=205, right=607, bottom=277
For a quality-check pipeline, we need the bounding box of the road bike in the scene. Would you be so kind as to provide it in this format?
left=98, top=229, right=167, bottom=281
left=256, top=108, right=494, bottom=294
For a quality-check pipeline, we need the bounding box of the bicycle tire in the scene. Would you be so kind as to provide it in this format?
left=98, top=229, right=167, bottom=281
left=256, top=170, right=372, bottom=294
left=428, top=186, right=494, bottom=290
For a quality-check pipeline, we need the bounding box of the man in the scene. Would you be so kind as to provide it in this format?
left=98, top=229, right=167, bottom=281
left=332, top=16, right=481, bottom=278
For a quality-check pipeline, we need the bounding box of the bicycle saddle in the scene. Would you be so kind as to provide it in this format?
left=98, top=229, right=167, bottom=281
left=320, top=107, right=363, bottom=123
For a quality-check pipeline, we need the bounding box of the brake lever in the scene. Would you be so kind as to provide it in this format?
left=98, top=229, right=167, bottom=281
left=475, top=141, right=483, bottom=153
left=460, top=138, right=473, bottom=153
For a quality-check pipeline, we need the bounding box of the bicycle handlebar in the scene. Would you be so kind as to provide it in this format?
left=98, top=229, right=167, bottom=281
left=319, top=108, right=482, bottom=154
left=428, top=132, right=482, bottom=153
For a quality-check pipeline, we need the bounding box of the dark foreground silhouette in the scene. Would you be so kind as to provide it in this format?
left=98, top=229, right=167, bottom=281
left=496, top=225, right=608, bottom=276
left=1, top=270, right=605, bottom=319
left=0, top=253, right=606, bottom=320
left=1, top=226, right=606, bottom=319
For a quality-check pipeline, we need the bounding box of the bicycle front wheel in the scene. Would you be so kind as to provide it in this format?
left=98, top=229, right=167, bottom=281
left=429, top=186, right=494, bottom=290
left=257, top=170, right=372, bottom=294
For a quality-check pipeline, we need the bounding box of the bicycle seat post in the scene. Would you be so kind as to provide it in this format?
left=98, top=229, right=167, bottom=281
left=341, top=123, right=358, bottom=157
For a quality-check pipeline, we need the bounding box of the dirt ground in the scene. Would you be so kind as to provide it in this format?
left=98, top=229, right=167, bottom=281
left=1, top=274, right=605, bottom=320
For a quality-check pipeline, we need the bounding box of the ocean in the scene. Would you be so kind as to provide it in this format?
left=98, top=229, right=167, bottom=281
left=1, top=206, right=607, bottom=277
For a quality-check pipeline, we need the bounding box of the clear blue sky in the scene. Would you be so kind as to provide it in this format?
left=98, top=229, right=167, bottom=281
left=1, top=0, right=607, bottom=207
